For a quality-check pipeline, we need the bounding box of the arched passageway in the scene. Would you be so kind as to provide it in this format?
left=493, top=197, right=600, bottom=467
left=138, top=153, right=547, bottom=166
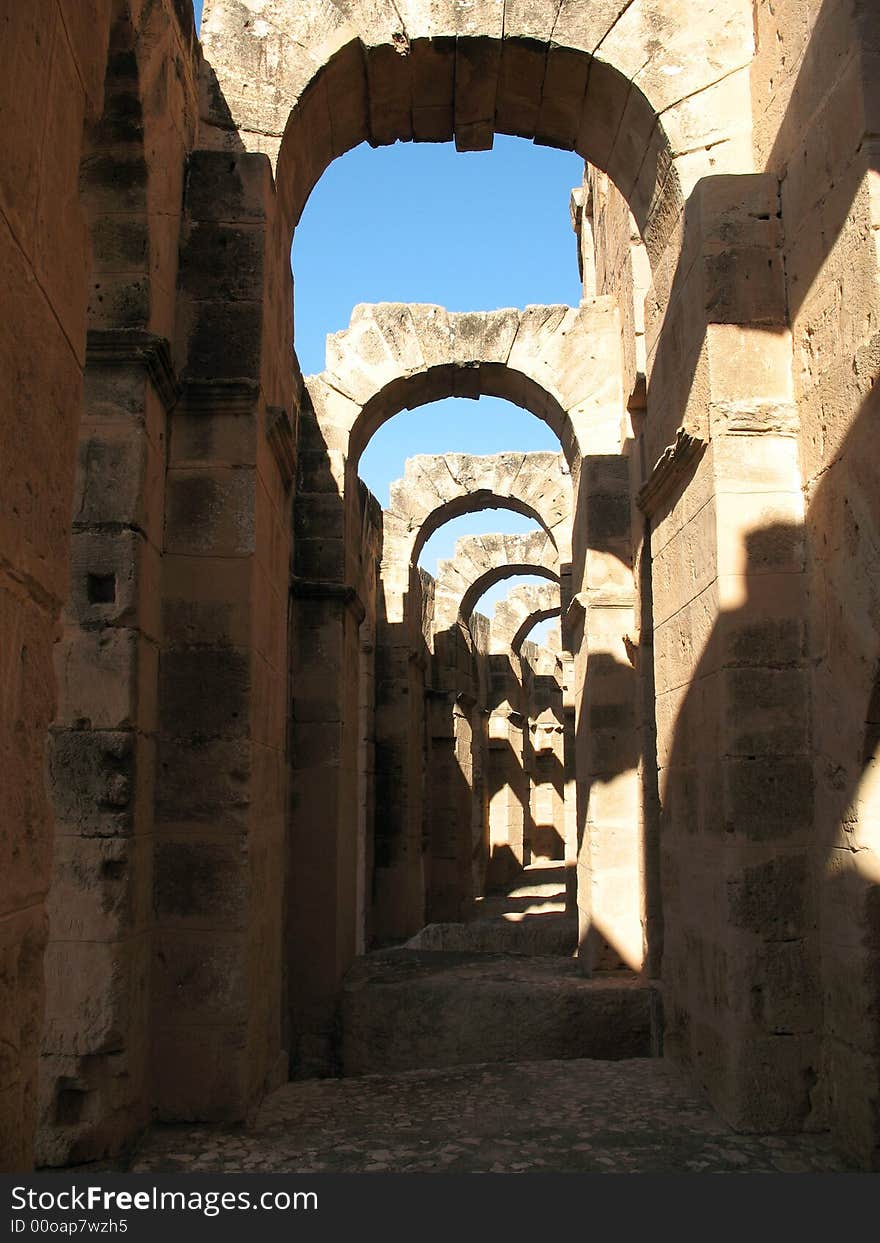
left=6, top=0, right=880, bottom=1177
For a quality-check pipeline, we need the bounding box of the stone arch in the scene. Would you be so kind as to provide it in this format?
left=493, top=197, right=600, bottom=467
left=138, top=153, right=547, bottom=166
left=433, top=531, right=559, bottom=631
left=390, top=451, right=571, bottom=559
left=200, top=0, right=757, bottom=263
left=378, top=451, right=573, bottom=625
left=307, top=301, right=626, bottom=471
left=491, top=581, right=561, bottom=654
left=511, top=606, right=562, bottom=655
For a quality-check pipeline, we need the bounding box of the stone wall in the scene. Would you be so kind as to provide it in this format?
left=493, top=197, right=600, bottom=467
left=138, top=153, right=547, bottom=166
left=0, top=0, right=199, bottom=1173
left=38, top=0, right=200, bottom=1166
left=2, top=0, right=880, bottom=1178
left=755, top=0, right=880, bottom=1162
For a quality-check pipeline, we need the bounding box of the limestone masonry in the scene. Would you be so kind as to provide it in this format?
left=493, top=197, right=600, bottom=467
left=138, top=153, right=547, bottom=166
left=1, top=0, right=879, bottom=1173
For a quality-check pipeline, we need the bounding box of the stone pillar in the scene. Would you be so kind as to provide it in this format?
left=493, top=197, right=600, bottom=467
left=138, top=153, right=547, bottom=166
left=152, top=150, right=290, bottom=1116
left=484, top=649, right=530, bottom=888
left=470, top=701, right=490, bottom=900
left=648, top=174, right=817, bottom=1130
left=40, top=334, right=173, bottom=1164
left=288, top=582, right=363, bottom=1073
left=425, top=626, right=480, bottom=922
left=559, top=650, right=579, bottom=912
left=574, top=456, right=642, bottom=974
left=356, top=620, right=376, bottom=956
left=372, top=547, right=427, bottom=940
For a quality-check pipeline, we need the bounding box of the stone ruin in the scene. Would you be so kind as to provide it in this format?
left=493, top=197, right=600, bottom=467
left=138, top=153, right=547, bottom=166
left=2, top=0, right=880, bottom=1173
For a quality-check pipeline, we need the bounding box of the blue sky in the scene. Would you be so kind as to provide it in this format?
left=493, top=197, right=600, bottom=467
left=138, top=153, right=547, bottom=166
left=192, top=0, right=579, bottom=630
left=293, top=137, right=581, bottom=600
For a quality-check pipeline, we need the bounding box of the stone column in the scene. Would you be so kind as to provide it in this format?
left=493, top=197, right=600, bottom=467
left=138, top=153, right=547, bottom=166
left=152, top=150, right=290, bottom=1116
left=371, top=536, right=427, bottom=940
left=485, top=653, right=529, bottom=888
left=425, top=626, right=480, bottom=922
left=288, top=581, right=363, bottom=1073
left=647, top=174, right=817, bottom=1129
left=574, top=455, right=642, bottom=974
left=40, top=333, right=174, bottom=1165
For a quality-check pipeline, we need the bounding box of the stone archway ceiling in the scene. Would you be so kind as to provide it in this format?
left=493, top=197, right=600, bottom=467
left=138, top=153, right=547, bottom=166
left=433, top=530, right=559, bottom=631
left=308, top=302, right=625, bottom=465
left=490, top=580, right=561, bottom=654
left=200, top=0, right=757, bottom=261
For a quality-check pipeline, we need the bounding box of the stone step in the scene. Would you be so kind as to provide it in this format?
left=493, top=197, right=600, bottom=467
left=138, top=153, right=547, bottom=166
left=405, top=913, right=577, bottom=955
left=342, top=951, right=659, bottom=1077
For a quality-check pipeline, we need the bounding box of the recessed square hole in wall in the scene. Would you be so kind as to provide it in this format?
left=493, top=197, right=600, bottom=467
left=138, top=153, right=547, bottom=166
left=87, top=573, right=116, bottom=604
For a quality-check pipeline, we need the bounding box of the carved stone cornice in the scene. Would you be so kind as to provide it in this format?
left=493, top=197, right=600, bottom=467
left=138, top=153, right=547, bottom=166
left=86, top=329, right=179, bottom=411
left=181, top=378, right=260, bottom=414
left=290, top=577, right=365, bottom=624
left=637, top=426, right=707, bottom=518
left=266, top=405, right=296, bottom=489
left=709, top=399, right=799, bottom=436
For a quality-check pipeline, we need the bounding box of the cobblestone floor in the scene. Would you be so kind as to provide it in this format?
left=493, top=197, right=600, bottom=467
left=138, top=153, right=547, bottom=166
left=129, top=1058, right=853, bottom=1174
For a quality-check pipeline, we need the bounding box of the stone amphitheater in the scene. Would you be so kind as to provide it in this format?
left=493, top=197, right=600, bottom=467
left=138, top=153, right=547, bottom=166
left=2, top=0, right=879, bottom=1174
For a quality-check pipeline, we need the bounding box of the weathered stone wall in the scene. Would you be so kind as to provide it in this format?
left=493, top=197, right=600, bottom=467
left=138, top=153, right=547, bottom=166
left=753, top=0, right=880, bottom=1163
left=2, top=0, right=879, bottom=1178
left=0, top=0, right=200, bottom=1172
left=580, top=168, right=650, bottom=411
left=38, top=0, right=200, bottom=1167
left=0, top=0, right=114, bottom=1173
left=638, top=171, right=818, bottom=1129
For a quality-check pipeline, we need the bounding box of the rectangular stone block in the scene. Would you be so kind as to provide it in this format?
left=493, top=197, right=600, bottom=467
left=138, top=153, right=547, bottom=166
left=41, top=933, right=148, bottom=1058
left=718, top=572, right=806, bottom=664
left=153, top=837, right=248, bottom=930
left=410, top=37, right=455, bottom=141
left=185, top=150, right=271, bottom=223
left=0, top=905, right=46, bottom=1170
left=722, top=666, right=809, bottom=756
left=48, top=728, right=142, bottom=838
left=293, top=535, right=345, bottom=580
left=151, top=931, right=248, bottom=1027
left=154, top=737, right=251, bottom=832
left=534, top=45, right=589, bottom=150
left=165, top=467, right=255, bottom=557
left=723, top=756, right=814, bottom=841
left=73, top=421, right=164, bottom=541
left=55, top=629, right=158, bottom=733
left=162, top=554, right=253, bottom=648
left=181, top=300, right=263, bottom=382
left=366, top=42, right=413, bottom=144
left=454, top=38, right=500, bottom=150
left=495, top=39, right=546, bottom=137
left=178, top=221, right=265, bottom=302
left=169, top=409, right=257, bottom=467
left=158, top=644, right=251, bottom=740
left=726, top=852, right=811, bottom=939
left=66, top=528, right=161, bottom=641
left=47, top=835, right=150, bottom=944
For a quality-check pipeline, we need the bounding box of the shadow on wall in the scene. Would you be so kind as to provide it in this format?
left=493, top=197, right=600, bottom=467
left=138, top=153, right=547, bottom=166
left=808, top=373, right=880, bottom=1163
left=659, top=520, right=814, bottom=1110
left=575, top=650, right=641, bottom=972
